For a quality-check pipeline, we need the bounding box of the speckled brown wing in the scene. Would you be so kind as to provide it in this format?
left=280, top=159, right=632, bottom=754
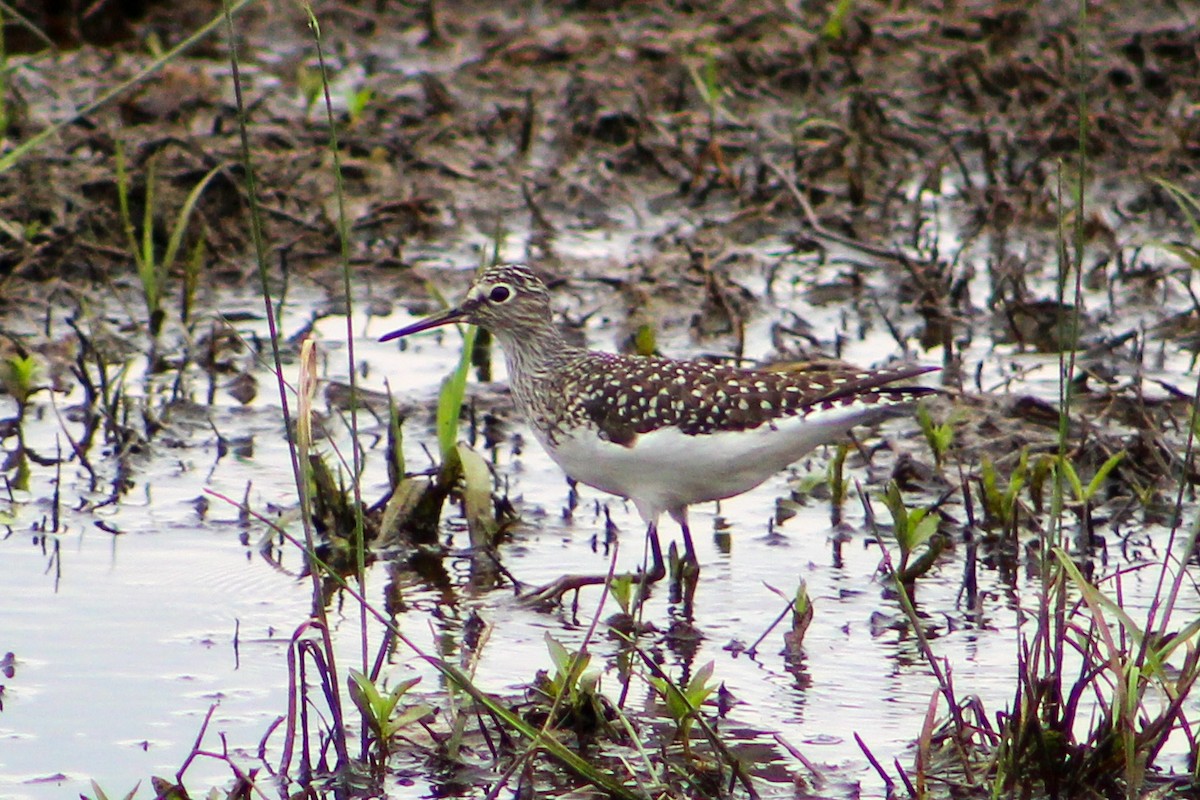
left=560, top=354, right=936, bottom=446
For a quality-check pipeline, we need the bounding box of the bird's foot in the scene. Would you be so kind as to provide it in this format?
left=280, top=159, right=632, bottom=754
left=520, top=563, right=666, bottom=607
left=520, top=524, right=668, bottom=608
left=667, top=542, right=700, bottom=612
left=520, top=572, right=609, bottom=606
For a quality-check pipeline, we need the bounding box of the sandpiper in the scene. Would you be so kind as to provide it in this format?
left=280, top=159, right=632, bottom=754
left=381, top=263, right=936, bottom=584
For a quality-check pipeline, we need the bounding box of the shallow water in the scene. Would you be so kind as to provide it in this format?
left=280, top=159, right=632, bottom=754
left=3, top=243, right=1198, bottom=800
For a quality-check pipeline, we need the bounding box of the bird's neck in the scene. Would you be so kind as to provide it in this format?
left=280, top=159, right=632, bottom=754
left=492, top=322, right=584, bottom=411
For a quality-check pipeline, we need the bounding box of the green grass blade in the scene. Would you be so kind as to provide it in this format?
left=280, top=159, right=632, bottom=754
left=437, top=324, right=477, bottom=468
left=1058, top=456, right=1084, bottom=503
left=1153, top=177, right=1200, bottom=237
left=1053, top=548, right=1145, bottom=646
left=140, top=155, right=156, bottom=305
left=113, top=141, right=144, bottom=275
left=160, top=162, right=223, bottom=280
left=1084, top=451, right=1124, bottom=501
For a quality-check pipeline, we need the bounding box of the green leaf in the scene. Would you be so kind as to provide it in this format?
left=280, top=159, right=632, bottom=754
left=544, top=632, right=591, bottom=703
left=141, top=154, right=157, bottom=307
left=545, top=632, right=571, bottom=675
left=632, top=323, right=656, bottom=357
left=687, top=51, right=722, bottom=110
left=388, top=702, right=433, bottom=732
left=909, top=511, right=939, bottom=552
left=1150, top=616, right=1200, bottom=666
left=686, top=660, right=717, bottom=705
left=349, top=669, right=384, bottom=717
left=609, top=574, right=633, bottom=613
left=160, top=161, right=222, bottom=282
left=794, top=581, right=811, bottom=616
left=457, top=442, right=498, bottom=546
left=882, top=481, right=909, bottom=544
left=114, top=141, right=144, bottom=276
left=656, top=660, right=718, bottom=728
left=1006, top=450, right=1029, bottom=509
left=1085, top=451, right=1125, bottom=501
left=1, top=353, right=38, bottom=405
left=663, top=681, right=688, bottom=721
left=349, top=670, right=423, bottom=738
left=436, top=325, right=476, bottom=465
left=381, top=677, right=422, bottom=723
left=386, top=390, right=405, bottom=487
left=1058, top=456, right=1084, bottom=503
left=916, top=404, right=953, bottom=467
left=1153, top=178, right=1200, bottom=239
left=1052, top=549, right=1145, bottom=646
left=980, top=456, right=999, bottom=518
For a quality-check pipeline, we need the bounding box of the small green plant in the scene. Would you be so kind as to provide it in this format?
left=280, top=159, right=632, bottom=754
left=828, top=442, right=848, bottom=521
left=533, top=633, right=607, bottom=738
left=1057, top=450, right=1124, bottom=541
left=984, top=549, right=1200, bottom=797
left=347, top=670, right=431, bottom=765
left=650, top=660, right=719, bottom=762
left=296, top=62, right=324, bottom=118
left=979, top=451, right=1029, bottom=531
left=385, top=387, right=405, bottom=488
left=916, top=404, right=954, bottom=470
left=85, top=781, right=139, bottom=800
left=688, top=49, right=724, bottom=129
left=821, top=0, right=855, bottom=39
left=631, top=322, right=657, bottom=357
left=0, top=351, right=39, bottom=413
left=880, top=481, right=942, bottom=586
left=608, top=573, right=635, bottom=616
left=1, top=350, right=38, bottom=492
left=178, top=233, right=205, bottom=327
left=1057, top=451, right=1124, bottom=506
left=456, top=441, right=499, bottom=550
left=114, top=142, right=220, bottom=339
left=1151, top=178, right=1200, bottom=271
left=784, top=580, right=813, bottom=654
left=543, top=633, right=595, bottom=704
left=346, top=85, right=373, bottom=126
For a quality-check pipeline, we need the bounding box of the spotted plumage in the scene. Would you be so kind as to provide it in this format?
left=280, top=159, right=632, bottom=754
left=382, top=262, right=937, bottom=573
left=555, top=354, right=931, bottom=447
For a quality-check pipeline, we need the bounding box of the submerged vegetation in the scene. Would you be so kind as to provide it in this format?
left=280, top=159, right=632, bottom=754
left=2, top=1, right=1200, bottom=799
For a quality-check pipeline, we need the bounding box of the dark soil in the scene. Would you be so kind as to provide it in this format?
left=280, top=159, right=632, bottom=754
left=5, top=0, right=1198, bottom=510
left=4, top=0, right=1197, bottom=297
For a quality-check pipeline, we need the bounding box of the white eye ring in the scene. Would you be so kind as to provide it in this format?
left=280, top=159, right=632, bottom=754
left=489, top=284, right=513, bottom=303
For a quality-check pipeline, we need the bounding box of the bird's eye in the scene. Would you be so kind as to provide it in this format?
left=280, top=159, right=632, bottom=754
left=489, top=285, right=512, bottom=303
